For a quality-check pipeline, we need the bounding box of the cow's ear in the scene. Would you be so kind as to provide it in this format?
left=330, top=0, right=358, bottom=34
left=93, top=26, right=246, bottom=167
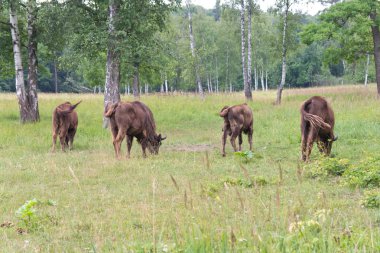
left=160, top=134, right=167, bottom=141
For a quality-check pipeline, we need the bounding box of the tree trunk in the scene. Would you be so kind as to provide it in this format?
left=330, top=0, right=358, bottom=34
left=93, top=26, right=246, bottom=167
left=54, top=59, right=58, bottom=93
left=364, top=52, right=370, bottom=86
left=10, top=2, right=31, bottom=123
left=276, top=0, right=289, bottom=105
left=132, top=62, right=140, bottom=98
left=240, top=0, right=251, bottom=100
left=186, top=0, right=204, bottom=98
left=260, top=67, right=264, bottom=91
left=370, top=12, right=380, bottom=96
left=226, top=46, right=229, bottom=92
left=246, top=0, right=253, bottom=98
left=165, top=75, right=168, bottom=94
left=254, top=66, right=258, bottom=90
left=26, top=0, right=39, bottom=122
left=215, top=57, right=219, bottom=93
left=265, top=70, right=268, bottom=91
left=103, top=0, right=121, bottom=127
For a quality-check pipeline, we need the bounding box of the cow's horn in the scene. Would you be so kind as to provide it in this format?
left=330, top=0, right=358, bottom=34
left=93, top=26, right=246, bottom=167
left=161, top=134, right=167, bottom=140
left=333, top=135, right=338, bottom=141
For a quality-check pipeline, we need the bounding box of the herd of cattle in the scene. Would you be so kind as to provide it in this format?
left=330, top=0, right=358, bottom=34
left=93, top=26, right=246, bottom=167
left=51, top=96, right=337, bottom=162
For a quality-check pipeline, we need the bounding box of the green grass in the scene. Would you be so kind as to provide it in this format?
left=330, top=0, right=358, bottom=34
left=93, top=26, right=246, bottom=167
left=0, top=86, right=379, bottom=252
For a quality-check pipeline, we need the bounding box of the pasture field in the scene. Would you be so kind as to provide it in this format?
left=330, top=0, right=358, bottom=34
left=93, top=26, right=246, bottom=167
left=0, top=86, right=380, bottom=252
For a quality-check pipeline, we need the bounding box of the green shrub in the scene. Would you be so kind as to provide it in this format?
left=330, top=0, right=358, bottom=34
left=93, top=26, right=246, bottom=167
left=343, top=157, right=380, bottom=188
left=15, top=198, right=57, bottom=232
left=223, top=176, right=268, bottom=188
left=305, top=158, right=350, bottom=179
left=361, top=189, right=380, bottom=208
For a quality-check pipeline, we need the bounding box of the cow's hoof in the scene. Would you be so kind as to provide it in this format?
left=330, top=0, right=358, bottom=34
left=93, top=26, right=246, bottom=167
left=222, top=153, right=226, bottom=157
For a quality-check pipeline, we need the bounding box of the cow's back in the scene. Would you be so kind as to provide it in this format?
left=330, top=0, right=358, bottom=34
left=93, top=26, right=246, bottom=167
left=303, top=96, right=334, bottom=128
left=227, top=104, right=253, bottom=130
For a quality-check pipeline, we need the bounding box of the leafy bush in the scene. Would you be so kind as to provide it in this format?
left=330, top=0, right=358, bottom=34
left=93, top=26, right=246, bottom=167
left=305, top=158, right=350, bottom=178
left=360, top=189, right=380, bottom=208
left=343, top=157, right=380, bottom=189
left=15, top=198, right=57, bottom=232
left=202, top=176, right=268, bottom=199
left=223, top=176, right=268, bottom=188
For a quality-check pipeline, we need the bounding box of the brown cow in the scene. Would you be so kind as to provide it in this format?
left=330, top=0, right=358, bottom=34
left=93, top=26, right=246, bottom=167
left=104, top=101, right=166, bottom=158
left=52, top=101, right=81, bottom=152
left=220, top=103, right=253, bottom=157
left=300, top=96, right=338, bottom=162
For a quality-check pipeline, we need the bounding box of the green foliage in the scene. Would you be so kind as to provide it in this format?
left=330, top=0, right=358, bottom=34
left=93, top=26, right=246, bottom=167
left=234, top=150, right=253, bottom=161
left=360, top=189, right=380, bottom=208
left=223, top=176, right=268, bottom=187
left=343, top=157, right=380, bottom=189
left=15, top=198, right=39, bottom=226
left=15, top=198, right=57, bottom=232
left=305, top=157, right=351, bottom=178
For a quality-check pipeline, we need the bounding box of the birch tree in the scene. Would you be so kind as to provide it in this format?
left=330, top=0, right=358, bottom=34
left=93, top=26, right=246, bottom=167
left=9, top=0, right=39, bottom=123
left=103, top=0, right=121, bottom=127
left=246, top=0, right=253, bottom=97
left=186, top=0, right=204, bottom=98
left=27, top=0, right=39, bottom=121
left=276, top=0, right=290, bottom=105
left=240, top=0, right=252, bottom=100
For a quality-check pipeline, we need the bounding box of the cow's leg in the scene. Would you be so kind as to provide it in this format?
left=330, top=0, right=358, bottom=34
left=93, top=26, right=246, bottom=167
left=221, top=127, right=228, bottom=157
left=126, top=135, right=133, bottom=158
left=113, top=129, right=126, bottom=159
left=141, top=140, right=148, bottom=158
left=59, top=130, right=68, bottom=152
left=52, top=129, right=58, bottom=152
left=230, top=127, right=239, bottom=152
left=247, top=128, right=253, bottom=151
left=111, top=126, right=118, bottom=156
left=305, top=131, right=316, bottom=162
left=67, top=128, right=77, bottom=150
left=238, top=133, right=243, bottom=151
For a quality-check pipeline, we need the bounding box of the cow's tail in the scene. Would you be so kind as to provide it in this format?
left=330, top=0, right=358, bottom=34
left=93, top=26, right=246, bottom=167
left=104, top=102, right=119, bottom=118
left=57, top=101, right=82, bottom=115
left=301, top=101, right=331, bottom=130
left=219, top=106, right=230, bottom=117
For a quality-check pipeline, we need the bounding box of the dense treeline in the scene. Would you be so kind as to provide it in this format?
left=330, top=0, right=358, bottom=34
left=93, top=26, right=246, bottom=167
left=0, top=0, right=376, bottom=94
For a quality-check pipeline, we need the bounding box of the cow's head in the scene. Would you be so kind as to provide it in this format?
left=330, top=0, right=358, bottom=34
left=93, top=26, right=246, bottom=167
left=148, top=134, right=167, bottom=154
left=325, top=134, right=338, bottom=156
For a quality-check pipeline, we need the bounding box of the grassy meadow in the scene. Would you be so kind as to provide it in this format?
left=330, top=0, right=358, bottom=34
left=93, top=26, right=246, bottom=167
left=0, top=85, right=379, bottom=252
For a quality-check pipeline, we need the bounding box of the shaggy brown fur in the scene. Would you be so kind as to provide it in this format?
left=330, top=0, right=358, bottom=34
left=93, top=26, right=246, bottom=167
left=52, top=101, right=81, bottom=152
left=104, top=101, right=166, bottom=158
left=220, top=103, right=253, bottom=157
left=300, top=96, right=337, bottom=162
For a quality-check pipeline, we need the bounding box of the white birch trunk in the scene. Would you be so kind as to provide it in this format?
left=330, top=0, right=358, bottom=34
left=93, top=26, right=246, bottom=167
left=10, top=2, right=30, bottom=123
left=240, top=0, right=252, bottom=100
left=254, top=66, right=258, bottom=90
left=265, top=70, right=268, bottom=91
left=186, top=0, right=204, bottom=98
left=260, top=68, right=265, bottom=91
left=215, top=57, right=219, bottom=93
left=165, top=75, right=168, bottom=94
left=27, top=0, right=39, bottom=122
left=276, top=0, right=289, bottom=105
left=132, top=62, right=140, bottom=98
left=103, top=0, right=121, bottom=127
left=365, top=52, right=370, bottom=86
left=246, top=0, right=253, bottom=97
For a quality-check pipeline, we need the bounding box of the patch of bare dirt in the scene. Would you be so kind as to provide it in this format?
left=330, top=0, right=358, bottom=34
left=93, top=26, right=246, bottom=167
left=166, top=144, right=216, bottom=152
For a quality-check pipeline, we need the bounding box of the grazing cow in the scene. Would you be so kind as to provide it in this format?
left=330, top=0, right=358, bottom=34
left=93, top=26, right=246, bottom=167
left=52, top=101, right=81, bottom=152
left=300, top=96, right=338, bottom=162
left=104, top=101, right=166, bottom=158
left=220, top=103, right=253, bottom=157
